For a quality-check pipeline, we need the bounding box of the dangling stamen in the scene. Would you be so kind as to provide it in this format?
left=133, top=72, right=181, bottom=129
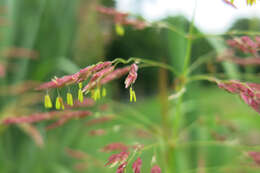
left=115, top=23, right=125, bottom=36
left=44, top=92, right=53, bottom=108
left=78, top=82, right=84, bottom=103
left=129, top=87, right=136, bottom=102
left=102, top=87, right=107, bottom=97
left=67, top=92, right=73, bottom=106
left=93, top=88, right=101, bottom=101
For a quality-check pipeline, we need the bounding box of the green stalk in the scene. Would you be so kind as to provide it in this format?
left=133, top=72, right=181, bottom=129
left=169, top=1, right=198, bottom=173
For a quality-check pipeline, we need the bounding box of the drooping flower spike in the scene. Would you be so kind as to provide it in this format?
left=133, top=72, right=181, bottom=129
left=36, top=60, right=138, bottom=109
left=125, top=63, right=138, bottom=102
left=217, top=80, right=260, bottom=114
left=226, top=36, right=260, bottom=55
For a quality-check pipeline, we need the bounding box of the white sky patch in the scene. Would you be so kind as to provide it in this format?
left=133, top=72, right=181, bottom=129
left=116, top=0, right=260, bottom=33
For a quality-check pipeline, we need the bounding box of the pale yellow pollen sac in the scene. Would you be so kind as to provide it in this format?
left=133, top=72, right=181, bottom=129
left=102, top=87, right=107, bottom=97
left=115, top=24, right=125, bottom=36
left=44, top=94, right=53, bottom=108
left=93, top=88, right=101, bottom=101
left=56, top=96, right=65, bottom=110
left=78, top=82, right=84, bottom=103
left=247, top=0, right=256, bottom=5
left=129, top=87, right=137, bottom=102
left=66, top=92, right=74, bottom=106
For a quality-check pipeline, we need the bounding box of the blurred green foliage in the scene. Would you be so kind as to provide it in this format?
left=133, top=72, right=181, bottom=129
left=1, top=0, right=260, bottom=173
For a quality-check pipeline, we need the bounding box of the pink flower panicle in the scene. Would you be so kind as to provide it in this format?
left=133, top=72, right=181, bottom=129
left=85, top=116, right=114, bottom=126
left=248, top=151, right=260, bottom=165
left=219, top=56, right=260, bottom=66
left=65, top=148, right=88, bottom=160
left=96, top=6, right=147, bottom=30
left=218, top=80, right=260, bottom=113
left=82, top=66, right=115, bottom=92
left=2, top=112, right=56, bottom=125
left=89, top=129, right=106, bottom=136
left=35, top=61, right=112, bottom=91
left=227, top=36, right=260, bottom=55
left=65, top=98, right=95, bottom=108
left=132, top=157, right=142, bottom=173
left=45, top=110, right=92, bottom=130
left=101, top=142, right=128, bottom=152
left=82, top=66, right=131, bottom=92
left=105, top=151, right=129, bottom=167
left=2, top=47, right=38, bottom=59
left=125, top=63, right=138, bottom=89
left=0, top=63, right=6, bottom=77
left=36, top=60, right=137, bottom=109
left=151, top=165, right=161, bottom=173
left=2, top=111, right=92, bottom=130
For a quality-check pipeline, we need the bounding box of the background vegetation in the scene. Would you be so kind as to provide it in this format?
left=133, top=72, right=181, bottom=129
left=1, top=0, right=260, bottom=173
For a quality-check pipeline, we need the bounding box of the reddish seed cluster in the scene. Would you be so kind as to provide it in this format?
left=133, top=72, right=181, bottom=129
left=0, top=63, right=6, bottom=77
left=218, top=80, right=260, bottom=113
left=116, top=162, right=127, bottom=173
left=36, top=61, right=131, bottom=93
left=101, top=142, right=129, bottom=152
left=36, top=61, right=112, bottom=91
left=65, top=148, right=88, bottom=160
left=132, top=157, right=142, bottom=173
left=151, top=165, right=161, bottom=173
left=125, top=64, right=138, bottom=88
left=2, top=47, right=38, bottom=59
left=96, top=5, right=148, bottom=30
left=105, top=151, right=129, bottom=167
left=2, top=110, right=92, bottom=127
left=218, top=56, right=260, bottom=66
left=226, top=36, right=260, bottom=55
left=104, top=147, right=161, bottom=172
left=248, top=151, right=260, bottom=165
left=66, top=98, right=95, bottom=108
left=88, top=129, right=106, bottom=136
left=85, top=116, right=114, bottom=126
left=45, top=110, right=92, bottom=130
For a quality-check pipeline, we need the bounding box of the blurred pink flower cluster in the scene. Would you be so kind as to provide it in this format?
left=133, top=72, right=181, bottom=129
left=218, top=80, right=260, bottom=113
left=103, top=142, right=161, bottom=173
left=96, top=5, right=148, bottom=30
left=227, top=36, right=260, bottom=55
left=2, top=110, right=92, bottom=128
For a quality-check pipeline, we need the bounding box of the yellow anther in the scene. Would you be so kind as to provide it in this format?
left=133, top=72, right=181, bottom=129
left=115, top=24, right=125, bottom=36
left=78, top=89, right=83, bottom=103
left=78, top=82, right=83, bottom=89
left=93, top=88, right=101, bottom=101
left=66, top=92, right=74, bottom=106
left=129, top=87, right=136, bottom=102
left=44, top=94, right=53, bottom=108
left=102, top=87, right=107, bottom=97
left=55, top=96, right=64, bottom=110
